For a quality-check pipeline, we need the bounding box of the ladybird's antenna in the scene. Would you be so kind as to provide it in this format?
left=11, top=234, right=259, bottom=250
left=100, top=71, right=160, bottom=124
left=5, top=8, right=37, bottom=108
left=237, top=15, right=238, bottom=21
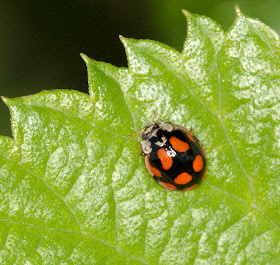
left=128, top=127, right=141, bottom=137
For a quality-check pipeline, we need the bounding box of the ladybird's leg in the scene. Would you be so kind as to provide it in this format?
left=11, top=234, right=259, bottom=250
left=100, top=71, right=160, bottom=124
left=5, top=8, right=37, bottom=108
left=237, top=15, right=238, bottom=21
left=128, top=126, right=141, bottom=137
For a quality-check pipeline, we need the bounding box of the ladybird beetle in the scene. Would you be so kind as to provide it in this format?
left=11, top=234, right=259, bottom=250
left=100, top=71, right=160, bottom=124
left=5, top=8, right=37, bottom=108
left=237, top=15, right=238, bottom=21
left=141, top=122, right=206, bottom=190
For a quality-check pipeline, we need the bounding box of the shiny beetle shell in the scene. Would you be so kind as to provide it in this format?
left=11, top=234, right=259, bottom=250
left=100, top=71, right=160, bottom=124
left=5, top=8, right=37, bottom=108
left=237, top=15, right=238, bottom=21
left=141, top=122, right=206, bottom=190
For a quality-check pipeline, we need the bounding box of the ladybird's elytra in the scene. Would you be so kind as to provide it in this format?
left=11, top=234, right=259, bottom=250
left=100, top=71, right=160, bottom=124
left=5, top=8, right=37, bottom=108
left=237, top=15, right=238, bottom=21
left=141, top=122, right=206, bottom=191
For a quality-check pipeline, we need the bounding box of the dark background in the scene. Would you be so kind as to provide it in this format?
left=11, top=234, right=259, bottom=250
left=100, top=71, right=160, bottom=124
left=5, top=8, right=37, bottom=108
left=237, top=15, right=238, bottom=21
left=1, top=0, right=280, bottom=136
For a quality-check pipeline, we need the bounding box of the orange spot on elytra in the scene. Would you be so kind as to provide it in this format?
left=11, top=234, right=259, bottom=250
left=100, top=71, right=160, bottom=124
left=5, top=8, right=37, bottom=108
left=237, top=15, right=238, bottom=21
left=193, top=155, right=203, bottom=172
left=159, top=182, right=177, bottom=190
left=157, top=148, right=173, bottom=170
left=183, top=184, right=198, bottom=191
left=174, top=172, right=192, bottom=185
left=170, top=136, right=190, bottom=152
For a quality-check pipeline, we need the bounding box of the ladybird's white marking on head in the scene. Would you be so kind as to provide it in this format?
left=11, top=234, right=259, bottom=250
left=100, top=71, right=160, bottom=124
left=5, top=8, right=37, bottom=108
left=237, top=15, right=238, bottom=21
left=155, top=136, right=168, bottom=147
left=141, top=140, right=152, bottom=154
left=160, top=123, right=173, bottom=132
left=155, top=141, right=162, bottom=147
left=150, top=128, right=159, bottom=138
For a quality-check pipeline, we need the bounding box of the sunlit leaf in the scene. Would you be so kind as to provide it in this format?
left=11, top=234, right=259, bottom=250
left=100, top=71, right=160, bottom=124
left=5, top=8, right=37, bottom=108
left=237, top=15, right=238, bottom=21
left=0, top=7, right=279, bottom=264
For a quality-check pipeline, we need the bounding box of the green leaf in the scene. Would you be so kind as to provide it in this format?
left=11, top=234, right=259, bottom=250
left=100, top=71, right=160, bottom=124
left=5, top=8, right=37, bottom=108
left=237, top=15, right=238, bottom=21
left=1, top=7, right=280, bottom=264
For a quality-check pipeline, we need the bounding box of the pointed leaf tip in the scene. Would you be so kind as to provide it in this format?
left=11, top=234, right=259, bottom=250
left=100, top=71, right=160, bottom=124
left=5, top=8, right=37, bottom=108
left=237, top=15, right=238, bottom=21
left=119, top=35, right=130, bottom=45
left=235, top=5, right=241, bottom=16
left=120, top=36, right=133, bottom=50
left=182, top=9, right=192, bottom=19
left=1, top=96, right=11, bottom=105
left=80, top=53, right=90, bottom=63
